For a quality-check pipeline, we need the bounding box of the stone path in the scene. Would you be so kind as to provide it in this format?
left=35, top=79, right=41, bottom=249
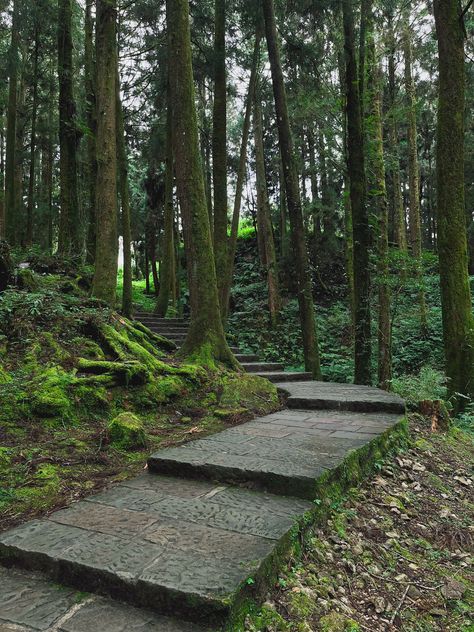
left=0, top=317, right=405, bottom=632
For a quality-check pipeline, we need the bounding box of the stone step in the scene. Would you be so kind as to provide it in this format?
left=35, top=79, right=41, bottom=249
left=135, top=315, right=188, bottom=324
left=254, top=371, right=314, bottom=383
left=0, top=475, right=310, bottom=627
left=0, top=567, right=208, bottom=632
left=148, top=408, right=403, bottom=499
left=241, top=362, right=284, bottom=373
left=235, top=353, right=260, bottom=363
left=147, top=328, right=190, bottom=337
left=275, top=381, right=405, bottom=414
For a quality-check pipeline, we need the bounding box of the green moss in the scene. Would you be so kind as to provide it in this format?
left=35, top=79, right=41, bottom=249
left=31, top=367, right=73, bottom=418
left=72, top=337, right=105, bottom=360
left=136, top=375, right=186, bottom=407
left=320, top=612, right=360, bottom=632
left=0, top=365, right=11, bottom=383
left=214, top=407, right=248, bottom=419
left=108, top=412, right=146, bottom=449
left=287, top=591, right=317, bottom=619
left=77, top=358, right=150, bottom=386
left=220, top=373, right=279, bottom=413
left=74, top=383, right=109, bottom=408
left=17, top=268, right=40, bottom=291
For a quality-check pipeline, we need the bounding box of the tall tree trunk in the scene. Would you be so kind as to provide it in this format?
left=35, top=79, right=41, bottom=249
left=26, top=28, right=39, bottom=245
left=366, top=25, right=391, bottom=390
left=262, top=0, right=321, bottom=378
left=85, top=0, right=97, bottom=263
left=116, top=73, right=132, bottom=318
left=92, top=0, right=118, bottom=305
left=0, top=107, right=4, bottom=239
left=307, top=128, right=321, bottom=244
left=433, top=0, right=474, bottom=409
left=155, top=85, right=175, bottom=318
left=212, top=0, right=228, bottom=314
left=166, top=0, right=236, bottom=367
left=403, top=14, right=427, bottom=329
left=5, top=0, right=20, bottom=244
left=222, top=33, right=261, bottom=321
left=254, top=76, right=281, bottom=326
left=58, top=0, right=81, bottom=255
left=342, top=0, right=372, bottom=385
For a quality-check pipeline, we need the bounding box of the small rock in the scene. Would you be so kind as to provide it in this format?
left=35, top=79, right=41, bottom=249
left=407, top=585, right=422, bottom=599
left=374, top=596, right=386, bottom=614
left=440, top=578, right=466, bottom=600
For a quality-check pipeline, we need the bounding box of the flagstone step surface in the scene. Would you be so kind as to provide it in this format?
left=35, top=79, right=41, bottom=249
left=0, top=567, right=208, bottom=632
left=240, top=362, right=284, bottom=373
left=276, top=380, right=405, bottom=414
left=148, top=407, right=402, bottom=499
left=253, top=371, right=314, bottom=383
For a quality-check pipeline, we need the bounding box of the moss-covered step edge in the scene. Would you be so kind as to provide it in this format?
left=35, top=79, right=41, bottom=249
left=0, top=418, right=408, bottom=630
left=223, top=416, right=409, bottom=632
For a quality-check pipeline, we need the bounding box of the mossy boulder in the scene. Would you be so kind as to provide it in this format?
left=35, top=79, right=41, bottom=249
left=220, top=373, right=279, bottom=413
left=17, top=268, right=40, bottom=291
left=31, top=366, right=73, bottom=418
left=108, top=413, right=146, bottom=449
left=320, top=612, right=360, bottom=632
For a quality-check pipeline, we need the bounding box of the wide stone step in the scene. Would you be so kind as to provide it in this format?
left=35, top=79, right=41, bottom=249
left=276, top=381, right=406, bottom=414
left=135, top=315, right=188, bottom=324
left=0, top=567, right=208, bottom=632
left=242, top=362, right=284, bottom=373
left=254, top=371, right=314, bottom=383
left=235, top=353, right=260, bottom=363
left=148, top=408, right=403, bottom=499
left=0, top=476, right=310, bottom=627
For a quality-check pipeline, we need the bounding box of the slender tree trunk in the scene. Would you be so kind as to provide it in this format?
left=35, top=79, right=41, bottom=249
left=366, top=27, right=391, bottom=390
left=222, top=33, right=261, bottom=320
left=58, top=0, right=81, bottom=255
left=212, top=0, right=228, bottom=313
left=85, top=0, right=97, bottom=263
left=166, top=0, right=236, bottom=367
left=155, top=86, right=175, bottom=318
left=26, top=29, right=39, bottom=245
left=92, top=0, right=118, bottom=305
left=5, top=0, right=20, bottom=244
left=342, top=0, right=372, bottom=385
left=433, top=0, right=474, bottom=409
left=262, top=0, right=321, bottom=378
left=307, top=128, right=321, bottom=244
left=254, top=77, right=281, bottom=326
left=116, top=73, right=132, bottom=318
left=0, top=107, right=4, bottom=239
left=403, top=14, right=427, bottom=329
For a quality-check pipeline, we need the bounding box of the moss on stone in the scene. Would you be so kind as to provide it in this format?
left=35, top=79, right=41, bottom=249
left=136, top=375, right=187, bottom=407
left=320, top=612, right=360, bottom=632
left=108, top=412, right=146, bottom=449
left=17, top=268, right=40, bottom=291
left=220, top=373, right=279, bottom=413
left=287, top=590, right=317, bottom=619
left=31, top=366, right=73, bottom=418
left=77, top=358, right=150, bottom=386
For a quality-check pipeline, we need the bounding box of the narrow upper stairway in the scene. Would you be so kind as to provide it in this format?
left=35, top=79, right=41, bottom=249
left=134, top=312, right=313, bottom=383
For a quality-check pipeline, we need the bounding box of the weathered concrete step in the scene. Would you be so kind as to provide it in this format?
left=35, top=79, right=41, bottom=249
left=254, top=371, right=314, bottom=383
left=136, top=317, right=188, bottom=325
left=0, top=567, right=208, bottom=632
left=276, top=381, right=406, bottom=414
left=0, top=476, right=310, bottom=627
left=235, top=353, right=260, bottom=363
left=148, top=408, right=403, bottom=499
left=242, top=362, right=284, bottom=373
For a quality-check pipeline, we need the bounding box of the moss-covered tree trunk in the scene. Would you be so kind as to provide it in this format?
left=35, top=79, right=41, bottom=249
left=254, top=76, right=281, bottom=327
left=85, top=0, right=97, bottom=264
left=166, top=0, right=236, bottom=368
left=212, top=0, right=228, bottom=315
left=366, top=29, right=392, bottom=390
left=4, top=0, right=20, bottom=244
left=403, top=15, right=427, bottom=329
left=116, top=73, right=133, bottom=319
left=58, top=0, right=81, bottom=256
left=155, top=86, right=175, bottom=318
left=262, top=0, right=321, bottom=378
left=342, top=0, right=371, bottom=385
left=221, top=32, right=261, bottom=322
left=26, top=28, right=39, bottom=246
left=387, top=7, right=407, bottom=252
left=433, top=0, right=474, bottom=408
left=92, top=0, right=118, bottom=306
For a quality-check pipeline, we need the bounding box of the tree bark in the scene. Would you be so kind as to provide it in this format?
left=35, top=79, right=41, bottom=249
left=212, top=0, right=228, bottom=314
left=58, top=0, right=81, bottom=255
left=433, top=0, right=474, bottom=409
left=342, top=0, right=372, bottom=385
left=5, top=0, right=20, bottom=244
left=403, top=14, right=428, bottom=329
left=254, top=76, right=281, bottom=326
left=166, top=0, right=236, bottom=367
left=26, top=27, right=39, bottom=245
left=92, top=0, right=118, bottom=305
left=85, top=0, right=97, bottom=263
left=262, top=0, right=321, bottom=377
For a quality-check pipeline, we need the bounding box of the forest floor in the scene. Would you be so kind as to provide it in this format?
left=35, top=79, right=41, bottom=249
left=251, top=415, right=474, bottom=632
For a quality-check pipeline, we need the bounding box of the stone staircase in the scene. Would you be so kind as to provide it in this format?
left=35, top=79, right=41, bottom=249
left=134, top=312, right=313, bottom=383
left=0, top=314, right=406, bottom=632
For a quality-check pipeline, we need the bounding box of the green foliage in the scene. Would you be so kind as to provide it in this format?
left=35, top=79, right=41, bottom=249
left=31, top=366, right=74, bottom=418
left=391, top=366, right=448, bottom=408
